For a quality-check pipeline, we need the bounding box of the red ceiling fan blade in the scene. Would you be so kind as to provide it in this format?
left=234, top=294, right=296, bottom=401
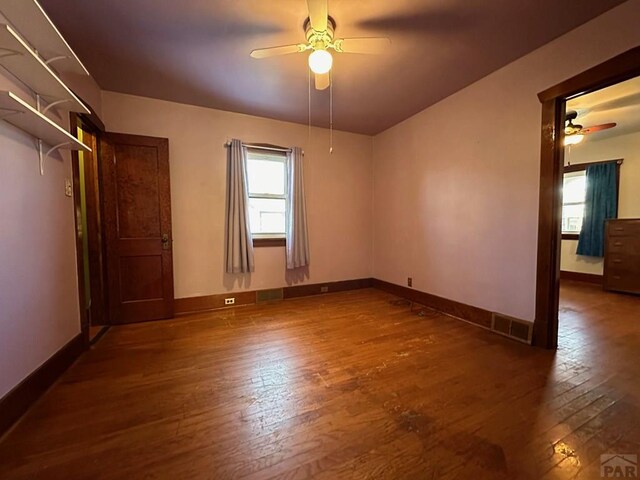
left=582, top=123, right=617, bottom=135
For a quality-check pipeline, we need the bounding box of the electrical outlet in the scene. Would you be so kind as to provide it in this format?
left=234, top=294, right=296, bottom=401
left=320, top=286, right=329, bottom=293
left=407, top=277, right=412, bottom=287
left=225, top=298, right=235, bottom=305
left=64, top=178, right=72, bottom=197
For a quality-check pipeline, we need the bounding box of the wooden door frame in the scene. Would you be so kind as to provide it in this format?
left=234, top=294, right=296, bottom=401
left=70, top=109, right=107, bottom=345
left=533, top=46, right=640, bottom=349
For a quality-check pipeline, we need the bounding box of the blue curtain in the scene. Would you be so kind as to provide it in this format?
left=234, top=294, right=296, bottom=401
left=576, top=163, right=618, bottom=257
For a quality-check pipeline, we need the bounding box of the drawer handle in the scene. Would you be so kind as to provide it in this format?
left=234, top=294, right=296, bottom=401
left=614, top=227, right=624, bottom=231
left=614, top=242, right=623, bottom=246
left=613, top=275, right=621, bottom=279
left=613, top=259, right=622, bottom=263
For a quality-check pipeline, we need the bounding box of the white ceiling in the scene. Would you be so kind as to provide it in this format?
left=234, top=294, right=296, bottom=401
left=40, top=0, right=626, bottom=134
left=567, top=75, right=640, bottom=142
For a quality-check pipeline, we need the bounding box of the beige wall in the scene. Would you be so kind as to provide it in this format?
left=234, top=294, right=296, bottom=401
left=561, top=131, right=640, bottom=275
left=61, top=72, right=103, bottom=119
left=101, top=92, right=374, bottom=299
left=0, top=75, right=82, bottom=398
left=0, top=7, right=104, bottom=398
left=372, top=1, right=640, bottom=322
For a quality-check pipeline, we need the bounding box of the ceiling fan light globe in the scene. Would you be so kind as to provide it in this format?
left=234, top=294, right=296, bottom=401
left=564, top=134, right=584, bottom=146
left=308, top=49, right=332, bottom=74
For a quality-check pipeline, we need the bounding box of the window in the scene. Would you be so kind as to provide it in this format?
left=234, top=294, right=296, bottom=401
left=562, top=170, right=586, bottom=235
left=246, top=149, right=287, bottom=241
left=561, top=160, right=621, bottom=240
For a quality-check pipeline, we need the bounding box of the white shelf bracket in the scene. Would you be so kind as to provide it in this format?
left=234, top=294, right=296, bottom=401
left=0, top=48, right=21, bottom=60
left=38, top=138, right=43, bottom=175
left=42, top=98, right=72, bottom=115
left=44, top=55, right=70, bottom=67
left=46, top=142, right=72, bottom=159
left=38, top=139, right=72, bottom=176
left=0, top=107, right=22, bottom=120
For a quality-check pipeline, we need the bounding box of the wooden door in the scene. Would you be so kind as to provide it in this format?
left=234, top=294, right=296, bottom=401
left=100, top=133, right=174, bottom=323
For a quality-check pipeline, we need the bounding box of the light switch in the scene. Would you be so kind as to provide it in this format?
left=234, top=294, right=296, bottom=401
left=65, top=178, right=72, bottom=197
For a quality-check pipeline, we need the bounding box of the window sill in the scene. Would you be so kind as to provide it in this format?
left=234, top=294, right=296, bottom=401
left=562, top=233, right=580, bottom=240
left=253, top=237, right=286, bottom=247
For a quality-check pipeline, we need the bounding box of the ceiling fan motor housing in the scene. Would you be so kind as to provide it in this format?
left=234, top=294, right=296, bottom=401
left=565, top=110, right=583, bottom=135
left=304, top=15, right=336, bottom=50
left=565, top=110, right=578, bottom=121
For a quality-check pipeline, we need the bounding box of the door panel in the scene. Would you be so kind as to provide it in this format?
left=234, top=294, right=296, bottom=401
left=100, top=132, right=174, bottom=323
left=115, top=144, right=162, bottom=238
left=119, top=256, right=164, bottom=301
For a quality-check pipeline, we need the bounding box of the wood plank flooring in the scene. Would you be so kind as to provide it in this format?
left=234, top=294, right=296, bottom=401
left=0, top=283, right=639, bottom=479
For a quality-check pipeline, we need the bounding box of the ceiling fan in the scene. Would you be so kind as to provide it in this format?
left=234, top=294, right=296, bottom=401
left=564, top=110, right=616, bottom=145
left=249, top=0, right=391, bottom=90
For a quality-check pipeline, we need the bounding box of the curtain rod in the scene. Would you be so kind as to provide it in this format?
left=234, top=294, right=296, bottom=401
left=224, top=141, right=303, bottom=155
left=566, top=158, right=623, bottom=168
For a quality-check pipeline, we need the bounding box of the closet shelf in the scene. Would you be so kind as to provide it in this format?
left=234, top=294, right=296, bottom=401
left=0, top=24, right=89, bottom=114
left=0, top=0, right=89, bottom=76
left=0, top=90, right=91, bottom=153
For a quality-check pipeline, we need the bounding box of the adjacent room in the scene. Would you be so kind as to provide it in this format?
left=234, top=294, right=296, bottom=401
left=0, top=1, right=639, bottom=478
left=559, top=76, right=640, bottom=349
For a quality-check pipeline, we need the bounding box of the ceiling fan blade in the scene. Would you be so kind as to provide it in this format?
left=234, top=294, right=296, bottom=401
left=250, top=44, right=305, bottom=59
left=333, top=37, right=391, bottom=54
left=315, top=72, right=330, bottom=90
left=582, top=123, right=617, bottom=135
left=307, top=0, right=328, bottom=31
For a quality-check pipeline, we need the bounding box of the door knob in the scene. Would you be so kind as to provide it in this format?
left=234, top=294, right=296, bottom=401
left=161, top=233, right=171, bottom=250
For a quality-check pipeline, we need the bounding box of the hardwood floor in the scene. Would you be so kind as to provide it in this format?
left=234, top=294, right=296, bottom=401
left=89, top=325, right=107, bottom=343
left=0, top=283, right=639, bottom=479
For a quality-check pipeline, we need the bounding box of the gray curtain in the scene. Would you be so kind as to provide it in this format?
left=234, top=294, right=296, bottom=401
left=225, top=139, right=254, bottom=273
left=286, top=147, right=310, bottom=269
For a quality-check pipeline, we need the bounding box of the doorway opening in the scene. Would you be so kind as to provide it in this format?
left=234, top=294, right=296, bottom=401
left=558, top=76, right=640, bottom=348
left=534, top=47, right=640, bottom=349
left=70, top=114, right=175, bottom=336
left=71, top=113, right=109, bottom=344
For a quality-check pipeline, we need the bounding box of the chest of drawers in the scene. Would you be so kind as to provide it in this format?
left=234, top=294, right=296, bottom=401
left=604, top=219, right=640, bottom=294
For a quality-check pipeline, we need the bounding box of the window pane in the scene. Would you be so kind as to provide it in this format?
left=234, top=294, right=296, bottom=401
left=249, top=198, right=285, bottom=234
left=562, top=204, right=584, bottom=233
left=247, top=157, right=285, bottom=196
left=563, top=172, right=586, bottom=204
left=562, top=171, right=586, bottom=233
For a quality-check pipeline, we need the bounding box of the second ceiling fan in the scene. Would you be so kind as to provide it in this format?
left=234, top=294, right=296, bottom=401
left=250, top=0, right=390, bottom=90
left=564, top=110, right=617, bottom=145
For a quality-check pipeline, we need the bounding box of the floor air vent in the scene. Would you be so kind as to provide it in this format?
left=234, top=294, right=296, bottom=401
left=257, top=288, right=284, bottom=303
left=491, top=313, right=533, bottom=344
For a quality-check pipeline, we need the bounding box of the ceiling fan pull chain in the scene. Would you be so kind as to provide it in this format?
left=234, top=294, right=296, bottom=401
left=308, top=66, right=312, bottom=148
left=329, top=70, right=333, bottom=154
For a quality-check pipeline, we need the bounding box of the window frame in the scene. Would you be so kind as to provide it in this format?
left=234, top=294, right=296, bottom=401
left=245, top=148, right=288, bottom=247
left=561, top=160, right=622, bottom=240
